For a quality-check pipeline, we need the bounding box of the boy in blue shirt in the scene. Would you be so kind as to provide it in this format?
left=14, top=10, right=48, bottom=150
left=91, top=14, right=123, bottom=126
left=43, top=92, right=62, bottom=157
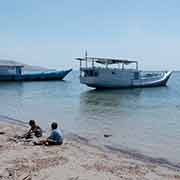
left=47, top=122, right=63, bottom=145
left=35, top=122, right=63, bottom=145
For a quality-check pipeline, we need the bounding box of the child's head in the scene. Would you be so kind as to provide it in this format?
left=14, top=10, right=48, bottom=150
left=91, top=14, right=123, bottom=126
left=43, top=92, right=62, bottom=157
left=51, top=122, right=58, bottom=130
left=29, top=120, right=36, bottom=127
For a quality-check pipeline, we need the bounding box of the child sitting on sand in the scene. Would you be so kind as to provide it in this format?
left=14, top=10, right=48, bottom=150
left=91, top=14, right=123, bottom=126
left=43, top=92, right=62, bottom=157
left=23, top=120, right=43, bottom=139
left=35, top=122, right=63, bottom=145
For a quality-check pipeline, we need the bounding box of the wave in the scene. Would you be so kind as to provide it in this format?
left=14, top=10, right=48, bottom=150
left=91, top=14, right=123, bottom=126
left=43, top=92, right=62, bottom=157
left=0, top=115, right=28, bottom=127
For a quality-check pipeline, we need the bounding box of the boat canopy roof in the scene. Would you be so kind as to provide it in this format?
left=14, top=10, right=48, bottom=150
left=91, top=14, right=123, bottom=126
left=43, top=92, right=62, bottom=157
left=76, top=57, right=138, bottom=65
left=0, top=60, right=24, bottom=68
left=0, top=64, right=24, bottom=68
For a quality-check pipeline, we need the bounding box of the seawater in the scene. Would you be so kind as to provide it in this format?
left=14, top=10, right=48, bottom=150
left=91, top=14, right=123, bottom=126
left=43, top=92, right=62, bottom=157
left=0, top=71, right=180, bottom=164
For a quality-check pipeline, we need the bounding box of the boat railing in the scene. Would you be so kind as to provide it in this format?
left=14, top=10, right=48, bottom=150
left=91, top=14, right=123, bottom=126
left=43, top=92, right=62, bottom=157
left=140, top=71, right=166, bottom=80
left=80, top=67, right=137, bottom=72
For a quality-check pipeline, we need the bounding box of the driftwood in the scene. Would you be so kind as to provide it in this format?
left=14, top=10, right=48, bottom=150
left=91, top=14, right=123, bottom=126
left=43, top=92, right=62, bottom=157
left=17, top=172, right=32, bottom=180
left=104, top=134, right=112, bottom=138
left=22, top=174, right=31, bottom=180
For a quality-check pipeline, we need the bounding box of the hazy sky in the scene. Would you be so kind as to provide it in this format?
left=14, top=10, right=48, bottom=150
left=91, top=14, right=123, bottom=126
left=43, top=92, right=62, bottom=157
left=0, top=0, right=180, bottom=70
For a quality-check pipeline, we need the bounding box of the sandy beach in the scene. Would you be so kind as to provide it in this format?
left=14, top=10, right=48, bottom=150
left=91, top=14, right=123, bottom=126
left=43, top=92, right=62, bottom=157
left=0, top=121, right=180, bottom=180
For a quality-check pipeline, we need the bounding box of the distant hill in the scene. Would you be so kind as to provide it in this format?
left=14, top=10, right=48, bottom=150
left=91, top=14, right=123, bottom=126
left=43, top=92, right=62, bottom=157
left=0, top=59, right=52, bottom=72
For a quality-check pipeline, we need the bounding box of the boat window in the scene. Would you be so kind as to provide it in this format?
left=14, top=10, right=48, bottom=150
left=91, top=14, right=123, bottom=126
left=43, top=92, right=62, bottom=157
left=134, top=72, right=139, bottom=80
left=94, top=71, right=99, bottom=76
left=90, top=70, right=93, bottom=76
left=84, top=70, right=98, bottom=77
left=112, top=71, right=115, bottom=75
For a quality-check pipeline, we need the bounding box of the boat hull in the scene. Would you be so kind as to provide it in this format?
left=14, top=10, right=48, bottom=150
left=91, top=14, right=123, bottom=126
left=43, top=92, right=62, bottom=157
left=80, top=71, right=172, bottom=89
left=0, top=69, right=72, bottom=82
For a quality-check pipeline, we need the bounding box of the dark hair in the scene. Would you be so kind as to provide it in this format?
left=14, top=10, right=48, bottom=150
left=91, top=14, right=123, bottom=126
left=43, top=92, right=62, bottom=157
left=29, top=120, right=35, bottom=126
left=51, top=122, right=58, bottom=129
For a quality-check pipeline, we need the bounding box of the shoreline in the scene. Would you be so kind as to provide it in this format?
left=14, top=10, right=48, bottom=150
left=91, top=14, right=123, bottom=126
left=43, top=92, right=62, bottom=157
left=1, top=116, right=180, bottom=171
left=67, top=133, right=180, bottom=172
left=0, top=120, right=180, bottom=179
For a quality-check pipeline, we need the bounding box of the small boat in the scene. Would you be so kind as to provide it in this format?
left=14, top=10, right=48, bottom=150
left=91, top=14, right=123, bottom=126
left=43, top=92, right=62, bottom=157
left=76, top=53, right=172, bottom=89
left=0, top=64, right=72, bottom=81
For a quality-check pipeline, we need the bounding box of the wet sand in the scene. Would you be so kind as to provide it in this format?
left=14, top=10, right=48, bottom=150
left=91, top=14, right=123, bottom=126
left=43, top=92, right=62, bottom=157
left=0, top=121, right=180, bottom=180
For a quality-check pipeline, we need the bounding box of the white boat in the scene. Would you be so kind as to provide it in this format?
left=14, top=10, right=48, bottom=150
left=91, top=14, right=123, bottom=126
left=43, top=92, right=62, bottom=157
left=76, top=53, right=172, bottom=89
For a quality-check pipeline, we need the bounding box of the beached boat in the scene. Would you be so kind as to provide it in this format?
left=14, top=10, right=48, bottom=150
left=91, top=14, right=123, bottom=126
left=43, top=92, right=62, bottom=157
left=0, top=63, right=72, bottom=81
left=76, top=53, right=172, bottom=89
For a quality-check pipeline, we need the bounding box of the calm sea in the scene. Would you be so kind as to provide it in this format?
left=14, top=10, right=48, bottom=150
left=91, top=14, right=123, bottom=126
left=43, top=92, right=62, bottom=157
left=1, top=71, right=180, bottom=164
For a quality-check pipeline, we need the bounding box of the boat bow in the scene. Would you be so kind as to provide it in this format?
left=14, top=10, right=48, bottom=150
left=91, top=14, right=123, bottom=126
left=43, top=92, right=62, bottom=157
left=133, top=71, right=173, bottom=87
